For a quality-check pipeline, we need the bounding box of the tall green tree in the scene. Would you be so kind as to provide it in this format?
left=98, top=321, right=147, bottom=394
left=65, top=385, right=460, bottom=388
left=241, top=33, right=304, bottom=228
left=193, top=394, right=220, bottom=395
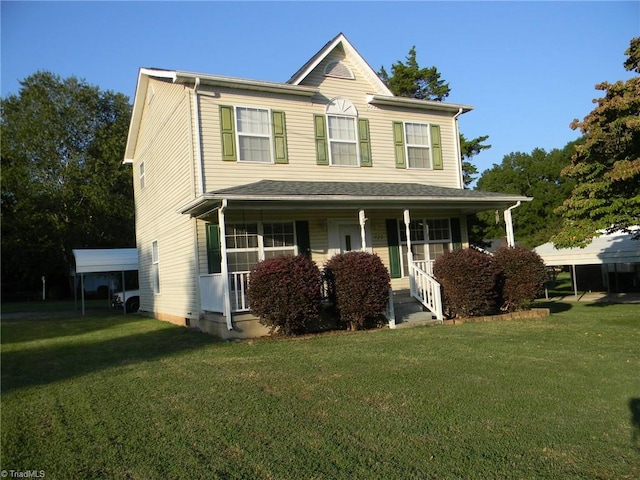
left=1, top=71, right=134, bottom=297
left=552, top=37, right=640, bottom=248
left=379, top=47, right=489, bottom=186
left=471, top=142, right=579, bottom=248
left=378, top=46, right=451, bottom=101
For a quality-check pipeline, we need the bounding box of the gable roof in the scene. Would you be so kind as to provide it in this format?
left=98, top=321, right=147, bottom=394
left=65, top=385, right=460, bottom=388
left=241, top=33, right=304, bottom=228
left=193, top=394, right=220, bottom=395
left=287, top=33, right=393, bottom=96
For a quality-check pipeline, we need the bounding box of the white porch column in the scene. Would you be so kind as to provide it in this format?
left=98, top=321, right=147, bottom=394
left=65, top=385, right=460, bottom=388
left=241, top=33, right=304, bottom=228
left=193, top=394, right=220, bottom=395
left=218, top=199, right=233, bottom=330
left=358, top=209, right=367, bottom=251
left=503, top=201, right=521, bottom=247
left=403, top=209, right=413, bottom=264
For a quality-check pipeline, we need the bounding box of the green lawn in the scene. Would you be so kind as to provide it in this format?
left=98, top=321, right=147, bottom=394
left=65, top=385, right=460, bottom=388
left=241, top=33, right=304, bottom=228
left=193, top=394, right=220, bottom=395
left=1, top=303, right=639, bottom=479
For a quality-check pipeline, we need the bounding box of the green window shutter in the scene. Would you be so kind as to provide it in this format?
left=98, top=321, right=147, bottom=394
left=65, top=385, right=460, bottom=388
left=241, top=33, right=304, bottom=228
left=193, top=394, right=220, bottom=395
left=393, top=121, right=406, bottom=168
left=450, top=218, right=462, bottom=250
left=386, top=219, right=402, bottom=278
left=219, top=105, right=236, bottom=162
left=314, top=114, right=329, bottom=165
left=358, top=118, right=372, bottom=167
left=430, top=124, right=443, bottom=170
left=206, top=223, right=222, bottom=274
left=272, top=110, right=288, bottom=164
left=295, top=221, right=311, bottom=258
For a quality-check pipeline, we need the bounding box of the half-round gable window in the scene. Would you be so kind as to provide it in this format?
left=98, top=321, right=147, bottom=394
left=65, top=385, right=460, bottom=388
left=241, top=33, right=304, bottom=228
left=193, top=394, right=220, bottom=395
left=324, top=60, right=355, bottom=80
left=326, top=97, right=358, bottom=117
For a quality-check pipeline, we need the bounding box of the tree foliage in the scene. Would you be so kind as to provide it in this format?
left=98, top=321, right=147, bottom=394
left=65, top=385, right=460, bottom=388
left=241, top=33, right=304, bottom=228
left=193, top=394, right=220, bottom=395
left=1, top=71, right=134, bottom=297
left=471, top=142, right=579, bottom=248
left=552, top=37, right=640, bottom=248
left=378, top=46, right=450, bottom=101
left=379, top=46, right=489, bottom=187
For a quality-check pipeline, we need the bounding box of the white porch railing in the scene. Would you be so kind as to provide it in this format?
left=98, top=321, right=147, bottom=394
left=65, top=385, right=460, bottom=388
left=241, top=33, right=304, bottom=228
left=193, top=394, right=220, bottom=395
left=409, top=261, right=443, bottom=321
left=200, top=271, right=251, bottom=313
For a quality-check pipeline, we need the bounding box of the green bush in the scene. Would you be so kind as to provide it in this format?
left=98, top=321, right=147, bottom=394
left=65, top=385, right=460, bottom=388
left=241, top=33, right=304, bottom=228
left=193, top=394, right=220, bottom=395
left=324, top=251, right=390, bottom=331
left=247, top=255, right=322, bottom=335
left=433, top=248, right=501, bottom=318
left=493, top=246, right=547, bottom=312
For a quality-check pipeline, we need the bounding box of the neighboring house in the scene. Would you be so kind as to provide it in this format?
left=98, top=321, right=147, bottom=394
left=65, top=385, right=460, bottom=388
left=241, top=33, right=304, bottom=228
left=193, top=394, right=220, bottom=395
left=124, top=33, right=529, bottom=338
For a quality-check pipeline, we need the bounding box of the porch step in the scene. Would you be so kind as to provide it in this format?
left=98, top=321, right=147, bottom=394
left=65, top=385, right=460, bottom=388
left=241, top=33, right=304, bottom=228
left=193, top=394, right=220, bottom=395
left=392, top=292, right=440, bottom=328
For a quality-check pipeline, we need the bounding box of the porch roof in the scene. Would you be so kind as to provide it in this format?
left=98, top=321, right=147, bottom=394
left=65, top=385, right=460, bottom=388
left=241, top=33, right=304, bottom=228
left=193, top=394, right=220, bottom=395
left=180, top=180, right=530, bottom=217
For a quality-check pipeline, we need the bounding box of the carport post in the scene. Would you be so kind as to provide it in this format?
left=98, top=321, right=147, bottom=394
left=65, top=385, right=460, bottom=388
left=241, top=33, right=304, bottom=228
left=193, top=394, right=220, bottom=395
left=81, top=273, right=85, bottom=316
left=122, top=270, right=126, bottom=314
left=572, top=264, right=578, bottom=300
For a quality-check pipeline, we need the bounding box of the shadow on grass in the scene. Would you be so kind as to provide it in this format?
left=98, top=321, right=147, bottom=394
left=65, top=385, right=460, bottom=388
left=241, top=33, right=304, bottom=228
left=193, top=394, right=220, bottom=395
left=631, top=398, right=640, bottom=452
left=533, top=301, right=573, bottom=314
left=1, top=320, right=220, bottom=392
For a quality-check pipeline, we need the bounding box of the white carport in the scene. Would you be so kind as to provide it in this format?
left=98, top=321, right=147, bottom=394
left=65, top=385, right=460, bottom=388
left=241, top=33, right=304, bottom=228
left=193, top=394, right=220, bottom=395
left=535, top=231, right=640, bottom=299
left=72, top=249, right=138, bottom=315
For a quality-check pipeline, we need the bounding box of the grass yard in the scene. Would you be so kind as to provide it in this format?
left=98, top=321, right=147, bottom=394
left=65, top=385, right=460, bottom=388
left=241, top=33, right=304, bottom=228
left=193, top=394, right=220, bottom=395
left=1, top=302, right=639, bottom=479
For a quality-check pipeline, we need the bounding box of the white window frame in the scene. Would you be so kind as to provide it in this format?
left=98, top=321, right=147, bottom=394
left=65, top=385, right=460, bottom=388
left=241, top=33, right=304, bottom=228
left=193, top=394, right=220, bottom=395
left=152, top=240, right=160, bottom=294
left=139, top=162, right=145, bottom=189
left=235, top=106, right=274, bottom=164
left=404, top=122, right=432, bottom=169
left=326, top=97, right=359, bottom=167
left=399, top=218, right=452, bottom=277
left=327, top=114, right=359, bottom=167
left=225, top=222, right=297, bottom=273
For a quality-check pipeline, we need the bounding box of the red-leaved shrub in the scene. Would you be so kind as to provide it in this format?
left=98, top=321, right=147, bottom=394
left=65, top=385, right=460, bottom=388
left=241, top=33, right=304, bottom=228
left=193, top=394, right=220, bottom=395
left=247, top=254, right=322, bottom=335
left=324, top=251, right=390, bottom=331
left=493, top=246, right=547, bottom=312
left=433, top=248, right=501, bottom=318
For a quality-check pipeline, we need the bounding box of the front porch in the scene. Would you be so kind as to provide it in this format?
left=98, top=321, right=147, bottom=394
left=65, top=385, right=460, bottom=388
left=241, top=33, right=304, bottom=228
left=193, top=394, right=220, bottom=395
left=179, top=180, right=530, bottom=337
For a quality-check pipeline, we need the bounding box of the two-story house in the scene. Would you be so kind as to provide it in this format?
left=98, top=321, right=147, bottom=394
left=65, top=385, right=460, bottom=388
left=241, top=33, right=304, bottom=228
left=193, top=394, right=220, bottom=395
left=124, top=33, right=529, bottom=338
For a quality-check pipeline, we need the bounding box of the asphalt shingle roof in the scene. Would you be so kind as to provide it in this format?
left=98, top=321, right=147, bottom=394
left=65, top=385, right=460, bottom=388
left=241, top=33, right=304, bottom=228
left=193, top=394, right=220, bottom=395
left=212, top=180, right=523, bottom=200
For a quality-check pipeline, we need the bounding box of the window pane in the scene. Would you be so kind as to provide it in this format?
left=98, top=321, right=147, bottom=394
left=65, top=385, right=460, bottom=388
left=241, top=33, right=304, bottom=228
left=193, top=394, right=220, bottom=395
left=428, top=243, right=449, bottom=260
left=330, top=142, right=358, bottom=166
left=227, top=251, right=259, bottom=272
left=239, top=136, right=270, bottom=162
left=226, top=224, right=258, bottom=249
left=264, top=222, right=294, bottom=247
left=264, top=249, right=295, bottom=260
left=407, top=146, right=430, bottom=169
left=237, top=108, right=269, bottom=135
left=427, top=219, right=450, bottom=241
left=405, top=123, right=429, bottom=145
left=328, top=116, right=356, bottom=141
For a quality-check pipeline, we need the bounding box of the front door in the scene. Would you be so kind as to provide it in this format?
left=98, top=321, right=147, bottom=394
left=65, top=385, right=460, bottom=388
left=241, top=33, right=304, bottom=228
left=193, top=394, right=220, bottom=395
left=338, top=224, right=362, bottom=253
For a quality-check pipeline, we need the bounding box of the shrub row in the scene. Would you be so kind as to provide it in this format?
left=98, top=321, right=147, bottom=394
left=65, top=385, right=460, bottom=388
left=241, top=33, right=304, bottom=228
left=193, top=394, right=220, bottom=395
left=433, top=246, right=547, bottom=318
left=247, top=252, right=390, bottom=335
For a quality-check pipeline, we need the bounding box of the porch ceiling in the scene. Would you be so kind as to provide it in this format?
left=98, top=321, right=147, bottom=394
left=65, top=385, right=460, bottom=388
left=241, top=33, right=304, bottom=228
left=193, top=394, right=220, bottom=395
left=179, top=180, right=530, bottom=217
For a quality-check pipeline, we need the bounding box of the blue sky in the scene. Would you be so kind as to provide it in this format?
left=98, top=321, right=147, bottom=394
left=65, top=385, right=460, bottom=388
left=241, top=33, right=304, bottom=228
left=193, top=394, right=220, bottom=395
left=2, top=1, right=638, bottom=177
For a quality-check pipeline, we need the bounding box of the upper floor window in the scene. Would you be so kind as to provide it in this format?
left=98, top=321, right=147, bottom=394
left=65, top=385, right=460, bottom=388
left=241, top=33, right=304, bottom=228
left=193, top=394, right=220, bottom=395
left=393, top=122, right=443, bottom=170
left=219, top=105, right=288, bottom=164
left=405, top=123, right=431, bottom=169
left=314, top=97, right=372, bottom=167
left=236, top=107, right=272, bottom=163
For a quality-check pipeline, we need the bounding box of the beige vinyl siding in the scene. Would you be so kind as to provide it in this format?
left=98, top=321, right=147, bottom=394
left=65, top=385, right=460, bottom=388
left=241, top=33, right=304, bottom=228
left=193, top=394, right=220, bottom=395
left=133, top=79, right=200, bottom=319
left=197, top=70, right=461, bottom=192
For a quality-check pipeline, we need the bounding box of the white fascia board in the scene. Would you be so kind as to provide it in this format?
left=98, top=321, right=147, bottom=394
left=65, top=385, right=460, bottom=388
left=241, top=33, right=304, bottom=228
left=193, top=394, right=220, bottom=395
left=124, top=68, right=180, bottom=163
left=367, top=94, right=473, bottom=114
left=173, top=71, right=318, bottom=97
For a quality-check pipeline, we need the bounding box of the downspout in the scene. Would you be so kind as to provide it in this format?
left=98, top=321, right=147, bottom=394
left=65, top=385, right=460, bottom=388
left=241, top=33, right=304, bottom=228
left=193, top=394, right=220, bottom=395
left=503, top=201, right=521, bottom=247
left=218, top=199, right=233, bottom=330
left=453, top=107, right=464, bottom=189
left=192, top=77, right=205, bottom=196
